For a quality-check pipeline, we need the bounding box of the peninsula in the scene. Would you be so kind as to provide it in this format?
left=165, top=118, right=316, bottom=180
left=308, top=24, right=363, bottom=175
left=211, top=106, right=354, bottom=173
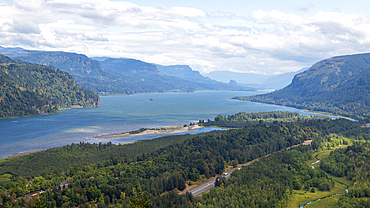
left=93, top=124, right=202, bottom=139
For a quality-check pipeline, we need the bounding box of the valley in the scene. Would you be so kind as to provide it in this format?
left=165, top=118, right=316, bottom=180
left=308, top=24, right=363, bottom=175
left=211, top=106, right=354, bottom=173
left=1, top=50, right=370, bottom=208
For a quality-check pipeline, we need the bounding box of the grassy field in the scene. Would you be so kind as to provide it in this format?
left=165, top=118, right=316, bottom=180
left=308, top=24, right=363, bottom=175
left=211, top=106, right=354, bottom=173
left=305, top=194, right=341, bottom=208
left=288, top=180, right=347, bottom=207
left=288, top=146, right=350, bottom=207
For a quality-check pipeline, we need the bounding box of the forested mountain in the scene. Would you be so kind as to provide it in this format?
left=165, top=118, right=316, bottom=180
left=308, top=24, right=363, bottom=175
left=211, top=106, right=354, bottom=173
left=99, top=58, right=249, bottom=92
left=0, top=54, right=100, bottom=119
left=6, top=50, right=129, bottom=95
left=234, top=53, right=370, bottom=119
left=0, top=47, right=251, bottom=96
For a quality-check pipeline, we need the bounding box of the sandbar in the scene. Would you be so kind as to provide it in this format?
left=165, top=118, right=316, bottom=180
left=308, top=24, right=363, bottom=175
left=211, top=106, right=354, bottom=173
left=93, top=124, right=202, bottom=139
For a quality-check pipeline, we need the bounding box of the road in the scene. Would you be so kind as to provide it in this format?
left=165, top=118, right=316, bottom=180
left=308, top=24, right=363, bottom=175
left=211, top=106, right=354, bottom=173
left=186, top=143, right=304, bottom=196
left=188, top=159, right=256, bottom=196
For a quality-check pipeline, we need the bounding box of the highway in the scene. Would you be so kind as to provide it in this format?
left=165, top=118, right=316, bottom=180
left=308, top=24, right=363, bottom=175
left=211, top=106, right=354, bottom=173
left=186, top=143, right=304, bottom=196
left=189, top=180, right=216, bottom=196
left=188, top=159, right=256, bottom=196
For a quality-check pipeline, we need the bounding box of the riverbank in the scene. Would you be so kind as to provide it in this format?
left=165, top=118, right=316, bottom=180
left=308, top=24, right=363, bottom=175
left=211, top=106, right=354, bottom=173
left=93, top=124, right=203, bottom=139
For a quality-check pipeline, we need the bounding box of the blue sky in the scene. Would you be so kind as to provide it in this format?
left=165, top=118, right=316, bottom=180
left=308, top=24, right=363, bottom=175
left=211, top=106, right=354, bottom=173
left=0, top=0, right=370, bottom=75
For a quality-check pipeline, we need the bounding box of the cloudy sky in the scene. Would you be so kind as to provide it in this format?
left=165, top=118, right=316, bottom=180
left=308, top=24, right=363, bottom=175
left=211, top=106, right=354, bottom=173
left=0, top=0, right=370, bottom=75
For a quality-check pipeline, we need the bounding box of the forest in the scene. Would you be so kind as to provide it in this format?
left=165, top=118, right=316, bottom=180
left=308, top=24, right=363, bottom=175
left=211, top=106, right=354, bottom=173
left=200, top=111, right=326, bottom=128
left=0, top=54, right=99, bottom=119
left=0, top=116, right=367, bottom=208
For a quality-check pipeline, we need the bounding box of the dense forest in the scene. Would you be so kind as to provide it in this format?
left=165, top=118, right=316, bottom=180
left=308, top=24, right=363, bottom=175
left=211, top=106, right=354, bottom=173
left=0, top=54, right=99, bottom=118
left=200, top=111, right=326, bottom=128
left=233, top=53, right=370, bottom=120
left=0, top=117, right=366, bottom=208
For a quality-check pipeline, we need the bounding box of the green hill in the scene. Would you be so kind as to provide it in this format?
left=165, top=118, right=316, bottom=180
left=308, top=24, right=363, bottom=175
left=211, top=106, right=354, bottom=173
left=0, top=54, right=100, bottom=119
left=233, top=53, right=370, bottom=119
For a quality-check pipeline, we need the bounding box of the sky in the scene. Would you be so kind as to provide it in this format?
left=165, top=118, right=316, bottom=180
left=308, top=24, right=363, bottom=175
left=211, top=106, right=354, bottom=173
left=0, top=0, right=370, bottom=75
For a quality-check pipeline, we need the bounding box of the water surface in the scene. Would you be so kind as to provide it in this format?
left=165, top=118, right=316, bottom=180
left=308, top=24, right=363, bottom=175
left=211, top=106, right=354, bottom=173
left=0, top=91, right=327, bottom=158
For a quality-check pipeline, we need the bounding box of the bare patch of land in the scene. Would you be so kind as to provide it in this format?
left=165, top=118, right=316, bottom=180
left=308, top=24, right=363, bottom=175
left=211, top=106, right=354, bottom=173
left=93, top=124, right=202, bottom=139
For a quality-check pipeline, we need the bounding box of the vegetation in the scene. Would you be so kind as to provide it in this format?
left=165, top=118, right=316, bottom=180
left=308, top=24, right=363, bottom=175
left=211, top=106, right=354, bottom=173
left=201, top=146, right=334, bottom=207
left=319, top=142, right=370, bottom=207
left=233, top=53, right=370, bottom=120
left=0, top=118, right=366, bottom=207
left=0, top=54, right=99, bottom=119
left=0, top=131, right=222, bottom=179
left=200, top=111, right=327, bottom=128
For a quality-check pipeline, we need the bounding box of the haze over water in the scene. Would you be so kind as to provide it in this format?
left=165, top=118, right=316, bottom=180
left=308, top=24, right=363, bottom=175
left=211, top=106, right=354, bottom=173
left=0, top=91, right=324, bottom=159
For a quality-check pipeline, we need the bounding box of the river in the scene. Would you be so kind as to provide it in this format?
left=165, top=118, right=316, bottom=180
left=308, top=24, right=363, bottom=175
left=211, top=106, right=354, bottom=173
left=0, top=91, right=333, bottom=159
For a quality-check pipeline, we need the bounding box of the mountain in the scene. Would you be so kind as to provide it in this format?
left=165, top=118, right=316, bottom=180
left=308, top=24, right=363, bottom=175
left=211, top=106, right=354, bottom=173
left=205, top=69, right=308, bottom=90
left=99, top=58, right=250, bottom=92
left=262, top=67, right=308, bottom=89
left=101, top=58, right=161, bottom=76
left=233, top=53, right=370, bottom=119
left=1, top=47, right=251, bottom=95
left=155, top=65, right=215, bottom=83
left=205, top=71, right=273, bottom=84
left=0, top=54, right=100, bottom=119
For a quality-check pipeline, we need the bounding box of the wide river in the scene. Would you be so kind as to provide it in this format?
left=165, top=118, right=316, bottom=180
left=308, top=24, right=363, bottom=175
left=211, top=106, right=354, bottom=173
left=0, top=91, right=329, bottom=159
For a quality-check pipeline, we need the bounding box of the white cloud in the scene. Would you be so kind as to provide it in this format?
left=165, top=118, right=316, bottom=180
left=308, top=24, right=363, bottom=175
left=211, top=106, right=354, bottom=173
left=1, top=1, right=370, bottom=75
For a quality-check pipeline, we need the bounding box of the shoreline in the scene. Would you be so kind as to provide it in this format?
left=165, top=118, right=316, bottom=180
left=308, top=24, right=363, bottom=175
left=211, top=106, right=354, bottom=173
left=0, top=124, right=203, bottom=160
left=93, top=124, right=203, bottom=139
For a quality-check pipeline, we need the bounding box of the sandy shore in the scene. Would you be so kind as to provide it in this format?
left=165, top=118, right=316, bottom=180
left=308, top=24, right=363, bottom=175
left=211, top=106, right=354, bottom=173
left=93, top=124, right=203, bottom=139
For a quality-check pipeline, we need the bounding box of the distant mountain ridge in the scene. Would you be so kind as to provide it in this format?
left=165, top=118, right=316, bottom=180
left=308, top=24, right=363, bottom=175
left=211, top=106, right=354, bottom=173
left=0, top=47, right=252, bottom=95
left=233, top=52, right=370, bottom=119
left=205, top=71, right=273, bottom=85
left=205, top=68, right=308, bottom=90
left=155, top=65, right=215, bottom=83
left=102, top=58, right=161, bottom=76
left=262, top=67, right=308, bottom=89
left=0, top=54, right=99, bottom=119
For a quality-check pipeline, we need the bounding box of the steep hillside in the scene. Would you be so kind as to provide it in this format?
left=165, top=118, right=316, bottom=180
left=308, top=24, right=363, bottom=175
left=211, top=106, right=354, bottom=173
left=0, top=54, right=100, bottom=119
left=233, top=53, right=370, bottom=119
left=0, top=64, right=53, bottom=118
left=10, top=51, right=104, bottom=77
left=1, top=47, right=251, bottom=95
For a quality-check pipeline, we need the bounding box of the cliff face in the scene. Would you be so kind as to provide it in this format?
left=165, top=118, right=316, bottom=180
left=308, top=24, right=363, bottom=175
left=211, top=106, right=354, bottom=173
left=87, top=97, right=101, bottom=107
